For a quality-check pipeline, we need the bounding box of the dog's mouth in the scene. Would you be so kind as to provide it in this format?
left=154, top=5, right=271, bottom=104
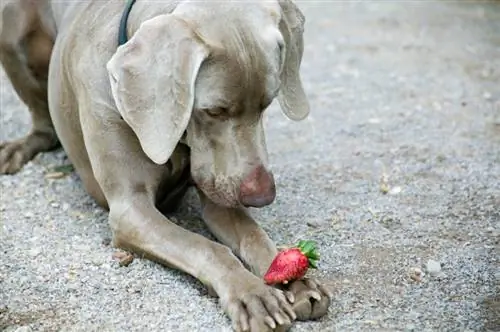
left=193, top=177, right=242, bottom=208
left=193, top=175, right=276, bottom=209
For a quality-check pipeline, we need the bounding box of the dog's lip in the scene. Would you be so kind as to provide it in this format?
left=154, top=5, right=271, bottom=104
left=193, top=178, right=241, bottom=208
left=193, top=175, right=275, bottom=208
left=211, top=195, right=242, bottom=208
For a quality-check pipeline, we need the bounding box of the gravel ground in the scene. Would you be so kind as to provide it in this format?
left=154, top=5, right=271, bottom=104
left=1, top=1, right=499, bottom=331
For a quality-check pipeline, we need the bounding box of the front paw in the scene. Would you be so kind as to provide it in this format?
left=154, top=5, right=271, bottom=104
left=0, top=139, right=30, bottom=174
left=221, top=274, right=297, bottom=332
left=283, top=277, right=333, bottom=321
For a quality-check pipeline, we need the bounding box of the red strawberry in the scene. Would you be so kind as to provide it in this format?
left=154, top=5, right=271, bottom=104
left=263, top=240, right=320, bottom=285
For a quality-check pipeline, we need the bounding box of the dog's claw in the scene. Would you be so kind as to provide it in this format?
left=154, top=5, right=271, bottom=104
left=284, top=277, right=332, bottom=321
left=223, top=274, right=295, bottom=331
left=0, top=139, right=30, bottom=174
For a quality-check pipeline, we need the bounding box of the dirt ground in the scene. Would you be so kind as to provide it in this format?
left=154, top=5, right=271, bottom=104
left=1, top=1, right=499, bottom=331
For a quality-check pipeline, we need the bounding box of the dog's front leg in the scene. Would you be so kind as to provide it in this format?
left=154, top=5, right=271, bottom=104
left=107, top=193, right=296, bottom=332
left=198, top=190, right=333, bottom=322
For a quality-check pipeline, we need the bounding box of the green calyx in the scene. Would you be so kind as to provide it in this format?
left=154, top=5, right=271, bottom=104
left=297, top=240, right=320, bottom=269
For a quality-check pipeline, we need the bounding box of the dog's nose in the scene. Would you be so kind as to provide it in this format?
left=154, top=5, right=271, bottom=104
left=239, top=165, right=276, bottom=207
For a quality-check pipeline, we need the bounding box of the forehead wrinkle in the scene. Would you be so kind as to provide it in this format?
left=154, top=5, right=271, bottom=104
left=191, top=6, right=281, bottom=111
left=219, top=23, right=272, bottom=105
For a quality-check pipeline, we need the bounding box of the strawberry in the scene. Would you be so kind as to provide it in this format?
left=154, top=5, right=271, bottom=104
left=263, top=240, right=320, bottom=285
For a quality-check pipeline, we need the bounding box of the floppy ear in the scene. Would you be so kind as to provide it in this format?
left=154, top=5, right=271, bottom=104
left=277, top=0, right=310, bottom=121
left=106, top=14, right=209, bottom=165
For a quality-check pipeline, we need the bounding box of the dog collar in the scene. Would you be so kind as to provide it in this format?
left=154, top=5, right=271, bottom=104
left=118, top=0, right=136, bottom=46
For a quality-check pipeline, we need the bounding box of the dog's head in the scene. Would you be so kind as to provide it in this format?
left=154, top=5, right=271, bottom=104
left=106, top=0, right=309, bottom=208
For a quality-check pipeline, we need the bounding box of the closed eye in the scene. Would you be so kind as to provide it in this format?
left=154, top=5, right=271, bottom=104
left=203, top=107, right=228, bottom=117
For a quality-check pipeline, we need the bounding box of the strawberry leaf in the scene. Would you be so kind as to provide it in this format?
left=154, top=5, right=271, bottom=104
left=309, top=259, right=318, bottom=269
left=308, top=251, right=320, bottom=260
left=298, top=240, right=316, bottom=255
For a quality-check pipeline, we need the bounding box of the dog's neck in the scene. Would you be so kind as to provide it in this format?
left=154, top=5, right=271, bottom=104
left=118, top=0, right=183, bottom=47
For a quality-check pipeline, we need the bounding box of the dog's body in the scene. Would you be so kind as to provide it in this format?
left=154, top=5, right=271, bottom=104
left=0, top=1, right=331, bottom=330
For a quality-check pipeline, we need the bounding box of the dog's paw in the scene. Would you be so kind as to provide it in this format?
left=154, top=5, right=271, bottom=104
left=0, top=139, right=31, bottom=174
left=285, top=277, right=332, bottom=321
left=221, top=273, right=296, bottom=332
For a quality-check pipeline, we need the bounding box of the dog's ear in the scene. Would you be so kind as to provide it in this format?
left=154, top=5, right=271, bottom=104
left=277, top=0, right=310, bottom=121
left=106, top=15, right=209, bottom=165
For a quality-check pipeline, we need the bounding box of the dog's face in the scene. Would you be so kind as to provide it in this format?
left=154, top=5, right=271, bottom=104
left=185, top=12, right=285, bottom=208
left=107, top=1, right=309, bottom=208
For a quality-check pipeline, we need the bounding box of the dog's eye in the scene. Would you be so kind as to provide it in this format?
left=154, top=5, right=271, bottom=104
left=204, top=107, right=227, bottom=117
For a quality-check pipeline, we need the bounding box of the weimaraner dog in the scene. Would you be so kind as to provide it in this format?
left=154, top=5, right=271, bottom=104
left=0, top=0, right=332, bottom=330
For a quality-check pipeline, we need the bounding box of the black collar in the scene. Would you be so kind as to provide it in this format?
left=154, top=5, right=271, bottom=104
left=118, top=0, right=137, bottom=46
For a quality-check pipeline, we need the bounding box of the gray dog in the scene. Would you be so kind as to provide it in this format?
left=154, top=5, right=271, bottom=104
left=0, top=0, right=332, bottom=330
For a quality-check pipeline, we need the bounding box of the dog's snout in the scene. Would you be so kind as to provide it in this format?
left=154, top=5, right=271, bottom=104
left=239, top=165, right=276, bottom=207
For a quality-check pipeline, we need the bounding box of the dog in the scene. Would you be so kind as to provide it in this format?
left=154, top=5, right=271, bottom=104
left=0, top=1, right=332, bottom=331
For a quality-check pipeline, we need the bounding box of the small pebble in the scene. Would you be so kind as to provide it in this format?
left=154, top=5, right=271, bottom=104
left=127, top=287, right=141, bottom=294
left=306, top=221, right=319, bottom=228
left=113, top=251, right=134, bottom=267
left=405, top=323, right=416, bottom=331
left=409, top=267, right=423, bottom=282
left=480, top=67, right=492, bottom=78
left=91, top=259, right=103, bottom=267
left=389, top=186, right=402, bottom=195
left=14, top=327, right=33, bottom=332
left=112, top=251, right=127, bottom=260
left=28, top=248, right=42, bottom=258
left=426, top=260, right=442, bottom=275
left=432, top=101, right=442, bottom=111
left=45, top=171, right=66, bottom=179
left=119, top=255, right=134, bottom=267
left=380, top=183, right=390, bottom=194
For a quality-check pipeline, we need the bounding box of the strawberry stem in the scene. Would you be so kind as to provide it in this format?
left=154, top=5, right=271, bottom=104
left=297, top=240, right=320, bottom=269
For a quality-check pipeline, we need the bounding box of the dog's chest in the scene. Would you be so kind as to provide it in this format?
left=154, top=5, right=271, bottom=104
left=155, top=143, right=192, bottom=209
left=164, top=143, right=190, bottom=183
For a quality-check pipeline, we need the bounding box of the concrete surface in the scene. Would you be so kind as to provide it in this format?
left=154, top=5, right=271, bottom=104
left=1, top=1, right=499, bottom=331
